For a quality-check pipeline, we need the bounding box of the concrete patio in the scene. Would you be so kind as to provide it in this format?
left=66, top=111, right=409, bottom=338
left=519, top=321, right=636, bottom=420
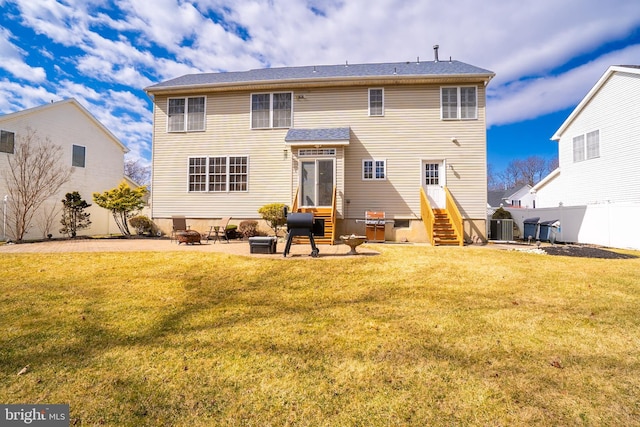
left=0, top=237, right=380, bottom=258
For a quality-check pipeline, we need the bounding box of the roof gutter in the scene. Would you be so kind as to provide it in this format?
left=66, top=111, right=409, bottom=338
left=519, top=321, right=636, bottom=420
left=144, top=73, right=496, bottom=95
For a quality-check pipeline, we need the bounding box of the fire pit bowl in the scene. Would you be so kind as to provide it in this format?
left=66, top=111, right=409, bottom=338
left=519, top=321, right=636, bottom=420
left=176, top=230, right=201, bottom=245
left=340, top=235, right=367, bottom=255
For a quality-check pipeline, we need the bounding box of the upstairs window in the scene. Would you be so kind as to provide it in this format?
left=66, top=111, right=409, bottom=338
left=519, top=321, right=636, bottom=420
left=363, top=159, right=386, bottom=180
left=251, top=92, right=292, bottom=129
left=441, top=86, right=477, bottom=120
left=586, top=130, right=600, bottom=159
left=72, top=145, right=85, bottom=167
left=168, top=96, right=205, bottom=132
left=369, top=88, right=384, bottom=116
left=573, top=130, right=599, bottom=163
left=0, top=130, right=15, bottom=153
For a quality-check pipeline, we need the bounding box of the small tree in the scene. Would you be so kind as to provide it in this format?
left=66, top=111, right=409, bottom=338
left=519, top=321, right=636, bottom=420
left=258, top=203, right=287, bottom=235
left=93, top=182, right=147, bottom=236
left=491, top=207, right=513, bottom=220
left=60, top=191, right=92, bottom=238
left=2, top=128, right=72, bottom=241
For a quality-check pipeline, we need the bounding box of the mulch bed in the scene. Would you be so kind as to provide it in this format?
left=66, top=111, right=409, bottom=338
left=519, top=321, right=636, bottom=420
left=541, top=245, right=637, bottom=259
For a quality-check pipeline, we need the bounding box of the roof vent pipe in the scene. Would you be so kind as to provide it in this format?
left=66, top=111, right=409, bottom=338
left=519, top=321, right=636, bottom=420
left=433, top=45, right=439, bottom=62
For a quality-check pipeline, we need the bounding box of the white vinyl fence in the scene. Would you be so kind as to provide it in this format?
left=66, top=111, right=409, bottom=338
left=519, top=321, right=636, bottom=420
left=504, top=203, right=640, bottom=250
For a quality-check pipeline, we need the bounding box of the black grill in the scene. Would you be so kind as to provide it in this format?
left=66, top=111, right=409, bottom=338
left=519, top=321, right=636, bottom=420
left=283, top=211, right=320, bottom=257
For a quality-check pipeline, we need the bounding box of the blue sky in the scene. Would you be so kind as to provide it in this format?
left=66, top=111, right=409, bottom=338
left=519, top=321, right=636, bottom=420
left=1, top=0, right=639, bottom=174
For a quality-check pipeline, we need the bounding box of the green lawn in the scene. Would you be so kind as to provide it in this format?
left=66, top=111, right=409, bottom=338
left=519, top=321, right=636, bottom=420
left=1, top=245, right=639, bottom=426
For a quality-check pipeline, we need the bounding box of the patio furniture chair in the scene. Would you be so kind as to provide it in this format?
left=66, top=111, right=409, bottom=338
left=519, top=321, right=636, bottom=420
left=171, top=216, right=188, bottom=243
left=201, top=225, right=214, bottom=242
left=213, top=217, right=231, bottom=243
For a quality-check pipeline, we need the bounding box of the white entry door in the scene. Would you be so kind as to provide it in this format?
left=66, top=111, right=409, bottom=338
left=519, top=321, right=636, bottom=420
left=422, top=160, right=446, bottom=209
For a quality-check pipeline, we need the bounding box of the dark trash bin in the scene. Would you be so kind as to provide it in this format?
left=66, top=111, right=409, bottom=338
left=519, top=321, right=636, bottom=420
left=523, top=217, right=540, bottom=241
left=538, top=220, right=559, bottom=242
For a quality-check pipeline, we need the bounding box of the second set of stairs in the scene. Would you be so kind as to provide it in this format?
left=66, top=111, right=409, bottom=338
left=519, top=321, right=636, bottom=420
left=293, top=207, right=334, bottom=245
left=432, top=209, right=463, bottom=246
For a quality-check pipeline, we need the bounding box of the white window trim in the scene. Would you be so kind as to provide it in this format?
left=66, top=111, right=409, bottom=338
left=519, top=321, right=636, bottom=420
left=440, top=86, right=477, bottom=120
left=167, top=96, right=206, bottom=133
left=368, top=88, right=384, bottom=117
left=572, top=129, right=600, bottom=163
left=187, top=155, right=249, bottom=193
left=250, top=92, right=293, bottom=129
left=362, top=159, right=387, bottom=181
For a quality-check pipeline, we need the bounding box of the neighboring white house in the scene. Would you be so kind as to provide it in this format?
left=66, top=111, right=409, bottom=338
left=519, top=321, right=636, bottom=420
left=488, top=184, right=534, bottom=210
left=0, top=99, right=130, bottom=240
left=528, top=65, right=640, bottom=249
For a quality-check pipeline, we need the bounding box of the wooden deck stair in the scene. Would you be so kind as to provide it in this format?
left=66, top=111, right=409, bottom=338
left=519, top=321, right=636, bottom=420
left=420, top=187, right=464, bottom=246
left=293, top=207, right=334, bottom=245
left=432, top=209, right=462, bottom=246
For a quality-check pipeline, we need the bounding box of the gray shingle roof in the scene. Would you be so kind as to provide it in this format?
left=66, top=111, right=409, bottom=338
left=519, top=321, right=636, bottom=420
left=146, top=60, right=494, bottom=92
left=285, top=127, right=350, bottom=142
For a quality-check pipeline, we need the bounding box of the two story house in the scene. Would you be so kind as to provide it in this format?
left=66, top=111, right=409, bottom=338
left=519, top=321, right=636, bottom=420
left=145, top=55, right=494, bottom=244
left=529, top=65, right=640, bottom=249
left=0, top=99, right=130, bottom=240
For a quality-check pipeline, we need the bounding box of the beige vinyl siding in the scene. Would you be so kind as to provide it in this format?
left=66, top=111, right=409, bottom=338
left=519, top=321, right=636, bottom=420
left=292, top=84, right=487, bottom=220
left=151, top=82, right=488, bottom=225
left=152, top=92, right=292, bottom=218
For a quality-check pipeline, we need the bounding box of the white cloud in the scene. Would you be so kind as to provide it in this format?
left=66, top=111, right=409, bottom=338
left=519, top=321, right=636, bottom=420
left=0, top=79, right=57, bottom=112
left=2, top=0, right=640, bottom=164
left=0, top=28, right=47, bottom=82
left=487, top=44, right=640, bottom=127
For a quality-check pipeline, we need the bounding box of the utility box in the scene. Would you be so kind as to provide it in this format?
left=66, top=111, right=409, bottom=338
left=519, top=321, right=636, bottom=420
left=490, top=219, right=514, bottom=241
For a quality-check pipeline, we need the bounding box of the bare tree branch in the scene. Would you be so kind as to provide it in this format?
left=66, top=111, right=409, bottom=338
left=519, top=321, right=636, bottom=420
left=2, top=128, right=72, bottom=241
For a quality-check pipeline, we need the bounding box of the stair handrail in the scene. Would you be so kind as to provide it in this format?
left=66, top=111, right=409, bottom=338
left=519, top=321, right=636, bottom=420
left=292, top=186, right=299, bottom=212
left=444, top=187, right=464, bottom=246
left=420, top=187, right=435, bottom=246
left=330, top=186, right=337, bottom=244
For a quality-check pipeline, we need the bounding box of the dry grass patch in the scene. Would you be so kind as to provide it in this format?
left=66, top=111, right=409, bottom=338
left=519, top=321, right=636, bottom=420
left=1, top=245, right=639, bottom=425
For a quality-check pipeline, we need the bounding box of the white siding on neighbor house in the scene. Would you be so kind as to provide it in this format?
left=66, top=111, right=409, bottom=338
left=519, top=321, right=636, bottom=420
left=544, top=71, right=640, bottom=207
left=0, top=100, right=128, bottom=240
left=152, top=83, right=489, bottom=228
